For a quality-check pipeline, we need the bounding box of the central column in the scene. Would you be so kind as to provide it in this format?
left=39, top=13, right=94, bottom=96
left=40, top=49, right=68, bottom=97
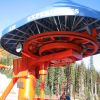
left=39, top=63, right=48, bottom=100
left=18, top=71, right=36, bottom=100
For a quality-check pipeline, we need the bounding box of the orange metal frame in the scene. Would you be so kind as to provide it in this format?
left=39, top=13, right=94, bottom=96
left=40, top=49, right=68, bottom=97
left=0, top=78, right=18, bottom=100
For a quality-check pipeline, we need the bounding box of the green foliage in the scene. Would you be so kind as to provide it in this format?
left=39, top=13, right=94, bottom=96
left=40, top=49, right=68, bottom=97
left=47, top=67, right=55, bottom=95
left=44, top=74, right=51, bottom=95
left=0, top=68, right=13, bottom=78
left=0, top=57, right=7, bottom=65
left=35, top=62, right=100, bottom=99
left=36, top=78, right=40, bottom=96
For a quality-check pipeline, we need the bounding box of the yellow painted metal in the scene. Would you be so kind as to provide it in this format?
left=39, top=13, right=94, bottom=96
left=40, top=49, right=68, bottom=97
left=18, top=72, right=36, bottom=100
left=39, top=69, right=47, bottom=75
left=13, top=70, right=28, bottom=78
left=0, top=78, right=18, bottom=100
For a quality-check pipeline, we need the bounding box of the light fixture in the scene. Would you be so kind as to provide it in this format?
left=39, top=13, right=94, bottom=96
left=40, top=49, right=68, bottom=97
left=16, top=42, right=22, bottom=53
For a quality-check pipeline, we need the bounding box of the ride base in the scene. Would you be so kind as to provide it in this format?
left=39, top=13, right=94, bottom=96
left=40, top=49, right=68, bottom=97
left=0, top=30, right=99, bottom=100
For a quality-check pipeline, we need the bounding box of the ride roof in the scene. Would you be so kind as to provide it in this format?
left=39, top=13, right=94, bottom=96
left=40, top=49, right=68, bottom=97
left=1, top=0, right=100, bottom=56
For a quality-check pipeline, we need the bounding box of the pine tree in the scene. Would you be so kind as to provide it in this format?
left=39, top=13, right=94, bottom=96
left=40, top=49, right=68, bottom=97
left=47, top=67, right=55, bottom=96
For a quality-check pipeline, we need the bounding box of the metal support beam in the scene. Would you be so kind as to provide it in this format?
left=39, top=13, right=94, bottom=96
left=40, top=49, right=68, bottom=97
left=39, top=63, right=48, bottom=100
left=18, top=71, right=36, bottom=100
left=0, top=78, right=18, bottom=100
left=40, top=74, right=46, bottom=100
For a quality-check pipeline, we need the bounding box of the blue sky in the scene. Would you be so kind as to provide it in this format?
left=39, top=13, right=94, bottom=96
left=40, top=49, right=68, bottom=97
left=0, top=0, right=100, bottom=71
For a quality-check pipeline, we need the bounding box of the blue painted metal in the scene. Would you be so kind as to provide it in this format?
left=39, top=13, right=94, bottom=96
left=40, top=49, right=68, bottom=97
left=2, top=0, right=100, bottom=35
left=1, top=0, right=100, bottom=56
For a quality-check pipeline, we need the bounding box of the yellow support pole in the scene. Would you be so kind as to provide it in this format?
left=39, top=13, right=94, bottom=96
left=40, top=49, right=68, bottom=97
left=0, top=78, right=18, bottom=100
left=18, top=72, right=36, bottom=100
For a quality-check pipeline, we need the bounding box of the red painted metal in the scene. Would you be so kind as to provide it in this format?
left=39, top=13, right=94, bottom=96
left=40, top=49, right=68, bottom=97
left=39, top=64, right=47, bottom=100
left=39, top=42, right=82, bottom=55
left=1, top=29, right=99, bottom=100
left=22, top=31, right=99, bottom=66
left=14, top=30, right=98, bottom=100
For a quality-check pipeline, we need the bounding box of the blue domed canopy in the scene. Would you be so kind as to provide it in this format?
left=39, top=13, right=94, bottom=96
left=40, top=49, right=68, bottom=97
left=1, top=0, right=100, bottom=56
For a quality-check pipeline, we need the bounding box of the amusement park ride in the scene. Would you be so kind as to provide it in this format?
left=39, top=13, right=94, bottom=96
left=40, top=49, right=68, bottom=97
left=0, top=0, right=100, bottom=100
